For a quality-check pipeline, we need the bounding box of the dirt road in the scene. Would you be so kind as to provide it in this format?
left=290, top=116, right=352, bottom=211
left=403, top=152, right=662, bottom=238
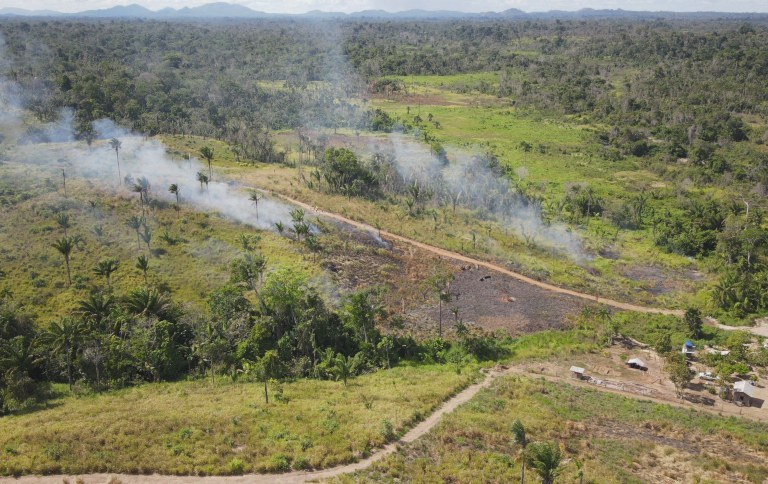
left=271, top=191, right=683, bottom=317
left=4, top=368, right=510, bottom=484
left=706, top=317, right=768, bottom=338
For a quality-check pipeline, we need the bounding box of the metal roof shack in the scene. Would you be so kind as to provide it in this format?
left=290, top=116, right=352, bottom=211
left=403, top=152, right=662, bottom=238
left=733, top=380, right=756, bottom=407
left=570, top=366, right=586, bottom=379
left=626, top=358, right=647, bottom=370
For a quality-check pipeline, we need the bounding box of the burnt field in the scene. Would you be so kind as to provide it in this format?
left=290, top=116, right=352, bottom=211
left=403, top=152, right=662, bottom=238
left=408, top=261, right=588, bottom=335
left=317, top=217, right=587, bottom=336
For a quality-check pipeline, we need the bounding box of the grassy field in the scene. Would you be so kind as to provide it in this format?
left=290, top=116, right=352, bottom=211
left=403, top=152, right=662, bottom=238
left=0, top=362, right=481, bottom=476
left=338, top=376, right=768, bottom=483
left=0, top=145, right=318, bottom=320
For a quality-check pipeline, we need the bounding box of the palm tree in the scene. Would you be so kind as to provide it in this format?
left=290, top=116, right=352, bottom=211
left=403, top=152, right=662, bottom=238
left=275, top=221, right=285, bottom=235
left=125, top=287, right=172, bottom=320
left=78, top=292, right=115, bottom=327
left=140, top=224, right=152, bottom=252
left=52, top=236, right=78, bottom=286
left=132, top=176, right=150, bottom=214
left=197, top=171, right=209, bottom=191
left=126, top=215, right=143, bottom=250
left=43, top=317, right=87, bottom=390
left=109, top=138, right=122, bottom=183
left=512, top=420, right=530, bottom=484
left=169, top=183, right=180, bottom=202
left=199, top=146, right=214, bottom=180
left=169, top=184, right=180, bottom=216
left=527, top=442, right=562, bottom=484
left=131, top=183, right=145, bottom=213
left=293, top=221, right=309, bottom=243
left=0, top=336, right=42, bottom=385
left=136, top=255, right=149, bottom=284
left=93, top=259, right=120, bottom=289
left=249, top=191, right=262, bottom=221
left=334, top=353, right=354, bottom=387
left=55, top=212, right=71, bottom=236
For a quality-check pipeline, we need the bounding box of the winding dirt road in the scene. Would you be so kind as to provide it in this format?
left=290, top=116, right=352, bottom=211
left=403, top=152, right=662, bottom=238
left=6, top=368, right=510, bottom=484
left=272, top=191, right=683, bottom=317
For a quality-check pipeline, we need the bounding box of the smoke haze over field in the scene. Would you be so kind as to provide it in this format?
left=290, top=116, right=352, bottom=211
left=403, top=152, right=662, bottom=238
left=0, top=37, right=296, bottom=233
left=372, top=134, right=586, bottom=258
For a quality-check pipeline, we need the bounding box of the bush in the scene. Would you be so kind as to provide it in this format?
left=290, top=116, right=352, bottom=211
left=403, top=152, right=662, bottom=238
left=228, top=458, right=245, bottom=474
left=381, top=419, right=396, bottom=441
left=293, top=456, right=311, bottom=470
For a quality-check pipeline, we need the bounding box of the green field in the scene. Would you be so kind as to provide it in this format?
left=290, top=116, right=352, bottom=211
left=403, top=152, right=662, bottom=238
left=339, top=376, right=768, bottom=483
left=0, top=363, right=480, bottom=476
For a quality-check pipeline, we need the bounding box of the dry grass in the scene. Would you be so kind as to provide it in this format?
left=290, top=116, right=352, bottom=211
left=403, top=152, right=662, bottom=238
left=0, top=363, right=481, bottom=476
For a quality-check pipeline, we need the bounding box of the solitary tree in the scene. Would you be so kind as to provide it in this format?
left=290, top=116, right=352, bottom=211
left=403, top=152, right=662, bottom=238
left=169, top=183, right=180, bottom=204
left=140, top=224, right=153, bottom=252
left=55, top=212, right=71, bottom=236
left=93, top=259, right=120, bottom=289
left=52, top=236, right=78, bottom=286
left=249, top=191, right=262, bottom=221
left=257, top=350, right=281, bottom=403
left=197, top=171, right=209, bottom=191
left=136, top=255, right=150, bottom=284
left=200, top=146, right=214, bottom=180
left=275, top=221, right=285, bottom=235
left=666, top=352, right=693, bottom=399
left=512, top=420, right=530, bottom=484
left=684, top=307, right=703, bottom=339
left=110, top=138, right=122, bottom=183
left=126, top=215, right=143, bottom=250
left=334, top=353, right=355, bottom=387
left=527, top=442, right=563, bottom=484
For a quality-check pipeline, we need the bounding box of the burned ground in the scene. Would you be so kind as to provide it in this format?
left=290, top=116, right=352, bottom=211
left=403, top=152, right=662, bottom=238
left=318, top=218, right=587, bottom=336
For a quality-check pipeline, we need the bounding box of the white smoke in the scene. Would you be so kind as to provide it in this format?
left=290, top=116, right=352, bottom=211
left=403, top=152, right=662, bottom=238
left=8, top=113, right=296, bottom=231
left=369, top=133, right=587, bottom=258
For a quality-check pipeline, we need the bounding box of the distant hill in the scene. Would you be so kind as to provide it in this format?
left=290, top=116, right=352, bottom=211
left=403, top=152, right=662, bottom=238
left=0, top=3, right=766, bottom=20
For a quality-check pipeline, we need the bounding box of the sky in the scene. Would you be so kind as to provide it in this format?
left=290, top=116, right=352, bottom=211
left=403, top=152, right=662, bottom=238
left=2, top=0, right=767, bottom=14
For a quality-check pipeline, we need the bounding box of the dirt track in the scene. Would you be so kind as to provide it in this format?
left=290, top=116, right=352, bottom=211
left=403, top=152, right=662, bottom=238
left=272, top=191, right=683, bottom=317
left=4, top=368, right=509, bottom=484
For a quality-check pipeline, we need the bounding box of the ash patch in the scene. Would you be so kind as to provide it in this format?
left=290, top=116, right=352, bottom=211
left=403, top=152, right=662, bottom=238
left=409, top=264, right=586, bottom=335
left=621, top=265, right=705, bottom=296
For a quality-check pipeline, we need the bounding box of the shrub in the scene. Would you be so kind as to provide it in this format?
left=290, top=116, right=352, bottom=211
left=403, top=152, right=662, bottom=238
left=228, top=458, right=245, bottom=474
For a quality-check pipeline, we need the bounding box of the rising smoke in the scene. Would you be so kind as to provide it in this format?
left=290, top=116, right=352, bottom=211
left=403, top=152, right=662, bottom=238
left=380, top=133, right=586, bottom=258
left=0, top=35, right=296, bottom=234
left=306, top=23, right=586, bottom=259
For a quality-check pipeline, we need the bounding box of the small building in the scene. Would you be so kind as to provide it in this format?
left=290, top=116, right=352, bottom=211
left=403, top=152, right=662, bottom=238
left=626, top=358, right=647, bottom=371
left=570, top=366, right=586, bottom=380
left=733, top=380, right=756, bottom=407
left=682, top=340, right=696, bottom=357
